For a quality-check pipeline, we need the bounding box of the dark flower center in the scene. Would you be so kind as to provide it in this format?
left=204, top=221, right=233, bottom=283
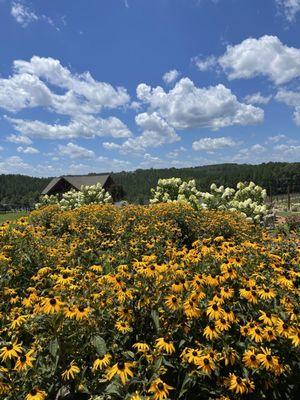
left=30, top=389, right=37, bottom=395
left=78, top=306, right=85, bottom=312
left=117, top=361, right=125, bottom=370
left=6, top=345, right=13, bottom=350
left=157, top=382, right=164, bottom=390
left=250, top=355, right=256, bottom=361
left=20, top=355, right=27, bottom=362
left=192, top=351, right=198, bottom=356
left=237, top=377, right=242, bottom=384
left=50, top=298, right=57, bottom=305
left=212, top=304, right=218, bottom=311
left=266, top=355, right=272, bottom=362
left=203, top=357, right=209, bottom=365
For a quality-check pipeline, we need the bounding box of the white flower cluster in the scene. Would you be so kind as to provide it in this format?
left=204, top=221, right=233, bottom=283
left=36, top=183, right=112, bottom=211
left=150, top=178, right=202, bottom=209
left=150, top=179, right=269, bottom=223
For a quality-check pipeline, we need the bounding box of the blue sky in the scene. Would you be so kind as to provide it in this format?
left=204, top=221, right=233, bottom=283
left=0, top=0, right=300, bottom=176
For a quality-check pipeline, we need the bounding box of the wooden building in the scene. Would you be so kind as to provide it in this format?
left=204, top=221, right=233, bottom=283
left=41, top=174, right=115, bottom=196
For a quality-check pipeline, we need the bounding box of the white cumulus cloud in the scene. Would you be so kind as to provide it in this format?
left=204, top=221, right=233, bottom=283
left=244, top=92, right=272, bottom=105
left=11, top=2, right=38, bottom=27
left=137, top=78, right=263, bottom=130
left=276, top=0, right=300, bottom=22
left=194, top=55, right=217, bottom=72
left=162, top=69, right=180, bottom=84
left=219, top=35, right=300, bottom=85
left=7, top=114, right=132, bottom=140
left=275, top=89, right=300, bottom=124
left=192, top=136, right=239, bottom=151
left=58, top=142, right=95, bottom=159
left=6, top=134, right=32, bottom=145
left=17, top=146, right=39, bottom=154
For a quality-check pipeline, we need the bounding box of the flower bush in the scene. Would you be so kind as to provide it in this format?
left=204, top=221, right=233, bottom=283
left=150, top=178, right=202, bottom=210
left=35, top=183, right=112, bottom=211
left=150, top=179, right=269, bottom=223
left=0, top=204, right=299, bottom=399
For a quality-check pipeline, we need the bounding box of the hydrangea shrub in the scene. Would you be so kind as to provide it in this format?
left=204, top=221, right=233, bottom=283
left=36, top=183, right=112, bottom=211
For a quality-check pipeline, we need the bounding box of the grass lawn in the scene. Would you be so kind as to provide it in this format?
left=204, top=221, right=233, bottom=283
left=277, top=211, right=300, bottom=218
left=0, top=211, right=28, bottom=224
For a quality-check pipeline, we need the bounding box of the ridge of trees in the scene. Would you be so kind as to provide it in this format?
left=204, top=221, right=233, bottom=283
left=0, top=162, right=300, bottom=208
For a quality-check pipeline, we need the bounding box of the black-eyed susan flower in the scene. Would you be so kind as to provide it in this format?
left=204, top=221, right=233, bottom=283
left=10, top=315, right=28, bottom=330
left=227, top=373, right=246, bottom=395
left=73, top=305, right=91, bottom=320
left=106, top=361, right=134, bottom=385
left=197, top=356, right=216, bottom=374
left=25, top=388, right=46, bottom=400
left=115, top=320, right=132, bottom=333
left=206, top=302, right=224, bottom=320
left=92, top=354, right=111, bottom=371
left=216, top=317, right=231, bottom=332
left=148, top=378, right=174, bottom=400
left=242, top=349, right=260, bottom=369
left=289, top=328, right=300, bottom=347
left=0, top=342, right=23, bottom=361
left=258, top=310, right=276, bottom=326
left=257, top=347, right=279, bottom=371
left=182, top=348, right=201, bottom=364
left=203, top=322, right=220, bottom=340
left=42, top=297, right=63, bottom=314
left=155, top=338, right=175, bottom=354
left=132, top=342, right=150, bottom=353
left=165, top=294, right=180, bottom=311
left=61, top=360, right=80, bottom=380
left=14, top=349, right=35, bottom=372
left=258, top=286, right=276, bottom=300
left=249, top=326, right=264, bottom=343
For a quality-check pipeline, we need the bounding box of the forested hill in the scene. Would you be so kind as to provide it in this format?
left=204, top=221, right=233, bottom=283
left=112, top=162, right=300, bottom=203
left=1, top=162, right=300, bottom=208
left=0, top=174, right=49, bottom=208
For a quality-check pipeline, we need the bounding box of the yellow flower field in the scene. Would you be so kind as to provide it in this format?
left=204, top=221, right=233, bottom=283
left=0, top=204, right=299, bottom=399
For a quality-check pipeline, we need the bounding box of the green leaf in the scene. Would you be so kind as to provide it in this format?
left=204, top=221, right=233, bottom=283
left=105, top=380, right=122, bottom=396
left=179, top=373, right=193, bottom=398
left=91, top=335, right=107, bottom=356
left=49, top=338, right=59, bottom=358
left=151, top=309, right=160, bottom=333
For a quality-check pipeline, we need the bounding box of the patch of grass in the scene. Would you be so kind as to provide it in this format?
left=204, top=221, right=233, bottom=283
left=0, top=211, right=28, bottom=224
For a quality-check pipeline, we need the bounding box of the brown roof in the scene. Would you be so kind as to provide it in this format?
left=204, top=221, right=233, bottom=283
left=42, top=174, right=112, bottom=195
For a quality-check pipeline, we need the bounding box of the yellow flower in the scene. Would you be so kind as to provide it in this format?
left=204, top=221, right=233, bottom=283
left=148, top=378, right=174, bottom=400
left=227, top=373, right=246, bottom=395
left=115, top=320, right=132, bottom=333
left=203, top=322, right=220, bottom=340
left=106, top=361, right=134, bottom=385
left=249, top=326, right=264, bottom=343
left=92, top=354, right=112, bottom=371
left=42, top=296, right=63, bottom=314
left=165, top=295, right=180, bottom=311
left=14, top=349, right=35, bottom=372
left=0, top=341, right=23, bottom=361
left=197, top=356, right=216, bottom=374
left=155, top=338, right=175, bottom=354
left=25, top=388, right=46, bottom=400
left=10, top=315, right=28, bottom=330
left=257, top=347, right=279, bottom=371
left=258, top=286, right=276, bottom=300
left=289, top=328, right=300, bottom=347
left=243, top=349, right=260, bottom=369
left=133, top=342, right=150, bottom=353
left=73, top=305, right=91, bottom=320
left=206, top=302, right=224, bottom=320
left=61, top=360, right=80, bottom=380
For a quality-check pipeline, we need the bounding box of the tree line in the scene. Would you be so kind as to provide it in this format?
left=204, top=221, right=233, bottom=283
left=1, top=162, right=300, bottom=208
